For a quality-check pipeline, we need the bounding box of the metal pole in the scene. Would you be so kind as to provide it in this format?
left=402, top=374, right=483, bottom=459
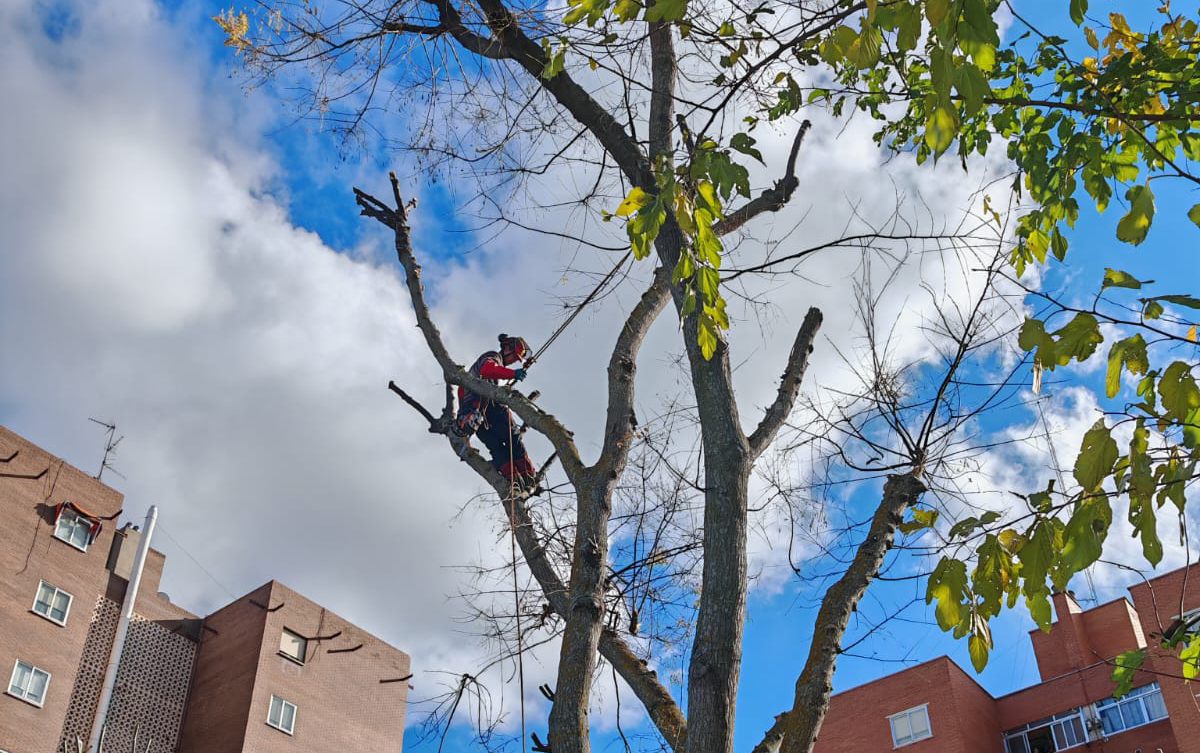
left=88, top=506, right=157, bottom=753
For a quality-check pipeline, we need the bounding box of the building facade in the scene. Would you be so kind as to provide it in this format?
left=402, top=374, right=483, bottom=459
left=815, top=569, right=1200, bottom=753
left=0, top=426, right=411, bottom=753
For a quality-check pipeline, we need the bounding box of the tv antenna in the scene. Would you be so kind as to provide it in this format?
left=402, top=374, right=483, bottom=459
left=88, top=418, right=125, bottom=482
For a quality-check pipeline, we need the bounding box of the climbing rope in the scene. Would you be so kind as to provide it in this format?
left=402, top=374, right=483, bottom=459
left=506, top=419, right=528, bottom=753
left=525, top=252, right=631, bottom=369
left=489, top=250, right=633, bottom=751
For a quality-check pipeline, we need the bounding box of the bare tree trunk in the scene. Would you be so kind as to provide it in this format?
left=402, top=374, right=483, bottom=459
left=776, top=472, right=926, bottom=753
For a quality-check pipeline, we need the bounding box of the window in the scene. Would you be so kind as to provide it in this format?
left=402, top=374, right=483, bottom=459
left=267, top=695, right=297, bottom=735
left=888, top=704, right=932, bottom=747
left=31, top=581, right=73, bottom=625
left=53, top=509, right=92, bottom=551
left=1095, top=682, right=1168, bottom=736
left=1004, top=708, right=1088, bottom=752
left=7, top=660, right=51, bottom=707
left=279, top=629, right=307, bottom=663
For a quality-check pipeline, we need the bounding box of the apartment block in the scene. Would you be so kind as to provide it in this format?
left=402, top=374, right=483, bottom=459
left=814, top=570, right=1200, bottom=752
left=0, top=426, right=411, bottom=753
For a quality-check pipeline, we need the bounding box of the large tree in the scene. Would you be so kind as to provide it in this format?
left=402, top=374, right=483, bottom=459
left=217, top=1, right=1200, bottom=752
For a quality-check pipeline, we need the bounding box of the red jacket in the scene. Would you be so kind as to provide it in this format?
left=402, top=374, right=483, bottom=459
left=458, top=351, right=518, bottom=403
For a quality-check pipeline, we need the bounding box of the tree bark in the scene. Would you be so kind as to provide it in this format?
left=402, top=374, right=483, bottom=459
left=776, top=472, right=927, bottom=753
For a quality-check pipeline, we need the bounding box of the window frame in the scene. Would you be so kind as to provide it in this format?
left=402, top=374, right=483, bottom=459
left=1094, top=682, right=1168, bottom=736
left=53, top=509, right=92, bottom=552
left=1003, top=708, right=1089, bottom=752
left=888, top=703, right=932, bottom=748
left=31, top=580, right=74, bottom=626
left=278, top=628, right=308, bottom=664
left=267, top=694, right=298, bottom=735
left=7, top=660, right=51, bottom=708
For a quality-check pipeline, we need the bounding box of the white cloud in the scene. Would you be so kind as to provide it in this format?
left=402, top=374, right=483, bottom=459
left=1, top=0, right=1072, bottom=738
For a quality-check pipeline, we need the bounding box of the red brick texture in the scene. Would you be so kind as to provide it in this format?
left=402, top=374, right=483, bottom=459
left=1, top=426, right=127, bottom=753
left=814, top=658, right=1003, bottom=753
left=814, top=571, right=1200, bottom=752
left=3, top=427, right=411, bottom=753
left=176, top=581, right=411, bottom=753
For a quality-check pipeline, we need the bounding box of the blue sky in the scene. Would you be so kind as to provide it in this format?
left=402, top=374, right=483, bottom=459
left=2, top=1, right=1197, bottom=752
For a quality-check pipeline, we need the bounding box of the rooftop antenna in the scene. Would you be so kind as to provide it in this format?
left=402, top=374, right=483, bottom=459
left=88, top=418, right=125, bottom=482
left=1033, top=395, right=1099, bottom=605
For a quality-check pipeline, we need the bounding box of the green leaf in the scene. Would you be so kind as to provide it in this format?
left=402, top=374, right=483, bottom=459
left=644, top=0, right=687, bottom=22
left=1052, top=313, right=1103, bottom=365
left=926, top=558, right=969, bottom=632
left=1157, top=295, right=1200, bottom=310
left=1116, top=184, right=1156, bottom=245
left=954, top=63, right=989, bottom=116
left=973, top=534, right=1013, bottom=617
left=1062, top=495, right=1112, bottom=574
left=968, top=632, right=990, bottom=672
left=1069, top=0, right=1088, bottom=25
left=924, top=103, right=958, bottom=156
left=900, top=507, right=940, bottom=534
left=1188, top=203, right=1200, bottom=228
left=1112, top=649, right=1146, bottom=696
left=925, top=0, right=950, bottom=27
left=613, top=0, right=641, bottom=21
left=563, top=0, right=609, bottom=26
left=1074, top=420, right=1118, bottom=493
left=1106, top=335, right=1149, bottom=398
left=1102, top=269, right=1147, bottom=289
left=697, top=314, right=718, bottom=359
left=540, top=38, right=567, bottom=79
left=1160, top=361, right=1200, bottom=422
left=1182, top=636, right=1200, bottom=681
left=729, top=133, right=763, bottom=163
left=1127, top=421, right=1162, bottom=566
left=844, top=22, right=882, bottom=69
left=696, top=181, right=722, bottom=216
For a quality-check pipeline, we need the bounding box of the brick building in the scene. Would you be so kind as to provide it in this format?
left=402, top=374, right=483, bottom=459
left=815, top=569, right=1200, bottom=753
left=0, top=426, right=411, bottom=753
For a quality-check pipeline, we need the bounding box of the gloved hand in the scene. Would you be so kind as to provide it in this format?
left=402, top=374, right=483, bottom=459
left=512, top=368, right=528, bottom=382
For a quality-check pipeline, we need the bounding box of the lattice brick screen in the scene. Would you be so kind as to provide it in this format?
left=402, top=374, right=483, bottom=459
left=58, top=598, right=197, bottom=753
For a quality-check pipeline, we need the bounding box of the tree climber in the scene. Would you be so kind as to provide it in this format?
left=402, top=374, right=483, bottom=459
left=454, top=334, right=538, bottom=487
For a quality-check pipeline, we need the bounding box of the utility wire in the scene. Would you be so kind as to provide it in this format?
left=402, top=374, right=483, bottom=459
left=157, top=522, right=239, bottom=602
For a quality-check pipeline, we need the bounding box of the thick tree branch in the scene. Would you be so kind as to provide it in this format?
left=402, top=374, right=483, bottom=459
left=383, top=383, right=687, bottom=748
left=749, top=714, right=787, bottom=753
left=715, top=120, right=811, bottom=237
left=594, top=266, right=671, bottom=480
left=472, top=0, right=651, bottom=185
left=776, top=472, right=927, bottom=753
left=648, top=21, right=677, bottom=161
left=421, top=0, right=510, bottom=59
left=355, top=178, right=586, bottom=481
left=747, top=308, right=823, bottom=458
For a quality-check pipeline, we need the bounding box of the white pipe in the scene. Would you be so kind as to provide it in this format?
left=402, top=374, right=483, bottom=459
left=88, top=505, right=158, bottom=753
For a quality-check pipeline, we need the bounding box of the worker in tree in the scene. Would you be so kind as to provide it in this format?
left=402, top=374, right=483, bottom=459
left=454, top=334, right=537, bottom=487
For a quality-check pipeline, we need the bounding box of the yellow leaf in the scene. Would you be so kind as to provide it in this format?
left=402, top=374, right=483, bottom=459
left=1188, top=324, right=1197, bottom=343
left=615, top=187, right=653, bottom=217
left=214, top=9, right=251, bottom=51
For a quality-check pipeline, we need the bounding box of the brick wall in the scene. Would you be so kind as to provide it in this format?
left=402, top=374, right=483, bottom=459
left=176, top=585, right=271, bottom=753
left=0, top=427, right=125, bottom=753
left=813, top=657, right=1003, bottom=752
left=240, top=581, right=410, bottom=753
left=1129, top=568, right=1200, bottom=753
left=4, top=427, right=411, bottom=753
